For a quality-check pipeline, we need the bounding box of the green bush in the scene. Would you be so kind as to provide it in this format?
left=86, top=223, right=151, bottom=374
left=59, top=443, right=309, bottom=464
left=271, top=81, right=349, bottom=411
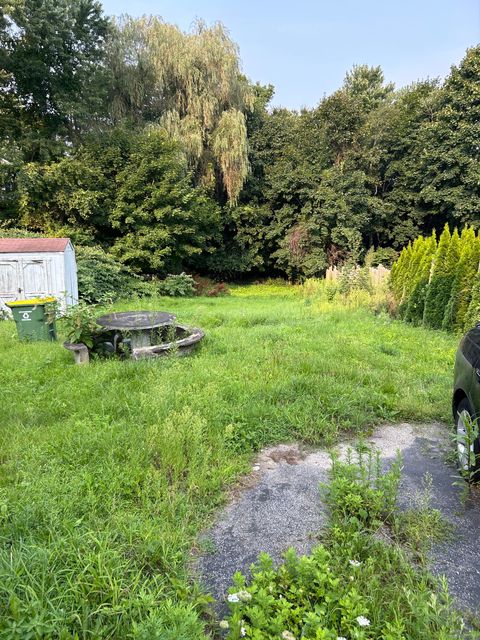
left=326, top=448, right=401, bottom=530
left=76, top=246, right=136, bottom=304
left=158, top=273, right=196, bottom=297
left=368, top=246, right=398, bottom=267
left=62, top=301, right=99, bottom=348
left=0, top=227, right=43, bottom=238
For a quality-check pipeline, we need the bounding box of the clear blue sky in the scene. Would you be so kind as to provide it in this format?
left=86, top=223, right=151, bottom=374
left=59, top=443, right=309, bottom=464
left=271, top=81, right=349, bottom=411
left=101, top=0, right=480, bottom=110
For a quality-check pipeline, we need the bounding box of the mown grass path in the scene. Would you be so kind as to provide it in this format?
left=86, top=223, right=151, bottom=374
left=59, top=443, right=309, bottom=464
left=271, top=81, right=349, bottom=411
left=0, top=285, right=458, bottom=637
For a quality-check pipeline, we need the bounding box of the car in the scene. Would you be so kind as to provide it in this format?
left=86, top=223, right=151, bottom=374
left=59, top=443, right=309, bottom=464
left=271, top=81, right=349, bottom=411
left=453, top=323, right=480, bottom=478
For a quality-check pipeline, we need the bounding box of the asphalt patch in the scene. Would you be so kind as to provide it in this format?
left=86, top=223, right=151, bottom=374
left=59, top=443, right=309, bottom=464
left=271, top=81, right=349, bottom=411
left=196, top=423, right=480, bottom=617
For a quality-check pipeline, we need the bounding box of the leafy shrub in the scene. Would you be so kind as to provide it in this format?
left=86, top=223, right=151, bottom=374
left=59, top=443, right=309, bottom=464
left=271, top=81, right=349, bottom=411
left=158, top=273, right=195, bottom=297
left=0, top=227, right=43, bottom=238
left=464, top=271, right=480, bottom=330
left=131, top=600, right=206, bottom=640
left=301, top=278, right=326, bottom=298
left=76, top=246, right=136, bottom=304
left=325, top=448, right=401, bottom=530
left=422, top=225, right=452, bottom=328
left=62, top=301, right=99, bottom=348
left=368, top=246, right=398, bottom=267
left=442, top=227, right=480, bottom=331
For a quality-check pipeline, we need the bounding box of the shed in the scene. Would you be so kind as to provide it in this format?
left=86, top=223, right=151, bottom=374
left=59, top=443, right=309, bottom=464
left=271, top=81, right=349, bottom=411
left=0, top=238, right=78, bottom=312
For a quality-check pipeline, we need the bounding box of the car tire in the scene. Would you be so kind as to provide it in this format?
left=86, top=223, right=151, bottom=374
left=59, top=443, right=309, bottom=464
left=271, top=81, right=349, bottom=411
left=455, top=397, right=480, bottom=481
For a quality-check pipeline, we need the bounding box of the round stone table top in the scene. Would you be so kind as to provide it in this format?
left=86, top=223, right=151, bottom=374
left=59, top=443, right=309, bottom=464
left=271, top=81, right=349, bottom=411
left=96, top=311, right=176, bottom=331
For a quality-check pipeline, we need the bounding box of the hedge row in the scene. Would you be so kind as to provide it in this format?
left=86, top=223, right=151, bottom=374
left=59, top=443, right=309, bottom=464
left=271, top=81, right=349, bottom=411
left=391, top=224, right=480, bottom=332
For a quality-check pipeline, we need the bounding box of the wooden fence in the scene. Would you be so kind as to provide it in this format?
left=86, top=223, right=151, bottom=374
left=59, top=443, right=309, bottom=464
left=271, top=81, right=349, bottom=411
left=325, top=265, right=390, bottom=287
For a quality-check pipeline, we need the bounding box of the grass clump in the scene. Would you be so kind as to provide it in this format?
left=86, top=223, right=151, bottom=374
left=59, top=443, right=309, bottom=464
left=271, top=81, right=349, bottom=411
left=223, top=449, right=467, bottom=640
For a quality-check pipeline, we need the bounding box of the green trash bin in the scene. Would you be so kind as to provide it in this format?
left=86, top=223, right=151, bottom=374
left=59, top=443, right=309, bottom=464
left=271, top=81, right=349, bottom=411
left=7, top=297, right=57, bottom=341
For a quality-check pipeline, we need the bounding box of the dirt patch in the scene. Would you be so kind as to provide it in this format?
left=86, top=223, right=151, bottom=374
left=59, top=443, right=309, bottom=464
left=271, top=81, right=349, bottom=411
left=257, top=443, right=304, bottom=467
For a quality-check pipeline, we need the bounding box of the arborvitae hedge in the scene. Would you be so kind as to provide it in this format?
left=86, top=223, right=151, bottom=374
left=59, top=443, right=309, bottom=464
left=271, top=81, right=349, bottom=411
left=390, top=243, right=412, bottom=305
left=464, top=271, right=480, bottom=331
left=423, top=224, right=452, bottom=329
left=442, top=227, right=477, bottom=331
left=403, top=234, right=436, bottom=324
left=391, top=225, right=480, bottom=332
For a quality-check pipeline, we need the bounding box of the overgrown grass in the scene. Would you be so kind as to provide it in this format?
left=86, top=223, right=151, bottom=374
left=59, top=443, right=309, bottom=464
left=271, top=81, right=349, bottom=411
left=0, top=284, right=458, bottom=638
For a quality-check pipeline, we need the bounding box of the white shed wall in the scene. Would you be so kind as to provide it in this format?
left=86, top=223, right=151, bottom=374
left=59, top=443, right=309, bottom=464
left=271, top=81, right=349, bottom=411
left=0, top=244, right=78, bottom=312
left=64, top=243, right=79, bottom=306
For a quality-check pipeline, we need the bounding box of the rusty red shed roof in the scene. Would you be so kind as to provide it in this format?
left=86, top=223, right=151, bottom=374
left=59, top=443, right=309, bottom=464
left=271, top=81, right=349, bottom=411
left=0, top=238, right=71, bottom=253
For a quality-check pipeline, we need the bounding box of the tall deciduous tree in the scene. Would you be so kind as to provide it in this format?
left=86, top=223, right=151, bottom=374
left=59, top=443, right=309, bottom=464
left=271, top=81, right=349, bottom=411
left=419, top=46, right=480, bottom=229
left=107, top=17, right=253, bottom=203
left=110, top=129, right=221, bottom=275
left=0, top=0, right=109, bottom=160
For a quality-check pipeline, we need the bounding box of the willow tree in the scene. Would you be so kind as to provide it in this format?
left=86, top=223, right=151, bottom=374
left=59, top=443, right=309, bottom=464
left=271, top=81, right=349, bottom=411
left=107, top=17, right=252, bottom=203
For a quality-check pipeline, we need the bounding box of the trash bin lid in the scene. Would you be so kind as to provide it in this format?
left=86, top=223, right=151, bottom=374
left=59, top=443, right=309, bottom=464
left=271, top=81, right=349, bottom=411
left=6, top=297, right=56, bottom=307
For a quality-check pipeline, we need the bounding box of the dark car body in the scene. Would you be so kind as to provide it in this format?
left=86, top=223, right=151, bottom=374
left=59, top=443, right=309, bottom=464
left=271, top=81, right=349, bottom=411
left=453, top=324, right=480, bottom=422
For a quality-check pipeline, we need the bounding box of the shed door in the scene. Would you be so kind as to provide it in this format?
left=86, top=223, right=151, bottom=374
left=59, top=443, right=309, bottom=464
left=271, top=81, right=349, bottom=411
left=0, top=260, right=20, bottom=302
left=22, top=259, right=50, bottom=298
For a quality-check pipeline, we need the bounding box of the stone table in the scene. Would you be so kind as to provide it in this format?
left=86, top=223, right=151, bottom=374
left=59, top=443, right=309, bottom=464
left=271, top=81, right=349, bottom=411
left=96, top=310, right=176, bottom=351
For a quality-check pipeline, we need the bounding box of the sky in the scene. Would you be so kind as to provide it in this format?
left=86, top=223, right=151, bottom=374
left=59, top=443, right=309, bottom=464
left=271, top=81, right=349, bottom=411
left=101, top=0, right=480, bottom=110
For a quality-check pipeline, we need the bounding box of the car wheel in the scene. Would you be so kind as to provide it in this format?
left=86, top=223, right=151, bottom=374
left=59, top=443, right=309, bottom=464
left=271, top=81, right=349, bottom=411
left=455, top=398, right=480, bottom=480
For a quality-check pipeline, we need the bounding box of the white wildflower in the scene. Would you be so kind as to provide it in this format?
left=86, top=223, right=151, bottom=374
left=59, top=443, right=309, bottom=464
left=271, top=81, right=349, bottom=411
left=356, top=615, right=371, bottom=627
left=227, top=593, right=240, bottom=603
left=349, top=559, right=361, bottom=567
left=349, top=575, right=354, bottom=581
left=240, top=626, right=246, bottom=637
left=219, top=620, right=229, bottom=630
left=281, top=631, right=296, bottom=640
left=337, top=637, right=347, bottom=640
left=238, top=589, right=252, bottom=602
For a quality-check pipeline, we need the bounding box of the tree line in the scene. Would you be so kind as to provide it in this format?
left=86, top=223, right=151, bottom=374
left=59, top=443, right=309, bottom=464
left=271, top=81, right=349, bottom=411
left=1, top=0, right=479, bottom=280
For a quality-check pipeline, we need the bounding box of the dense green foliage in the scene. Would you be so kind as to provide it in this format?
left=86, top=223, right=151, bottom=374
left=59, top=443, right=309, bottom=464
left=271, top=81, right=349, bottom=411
left=76, top=245, right=137, bottom=303
left=391, top=226, right=480, bottom=331
left=1, top=0, right=480, bottom=279
left=109, top=130, right=221, bottom=275
left=158, top=273, right=196, bottom=297
left=0, top=285, right=458, bottom=637
left=224, top=451, right=464, bottom=640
